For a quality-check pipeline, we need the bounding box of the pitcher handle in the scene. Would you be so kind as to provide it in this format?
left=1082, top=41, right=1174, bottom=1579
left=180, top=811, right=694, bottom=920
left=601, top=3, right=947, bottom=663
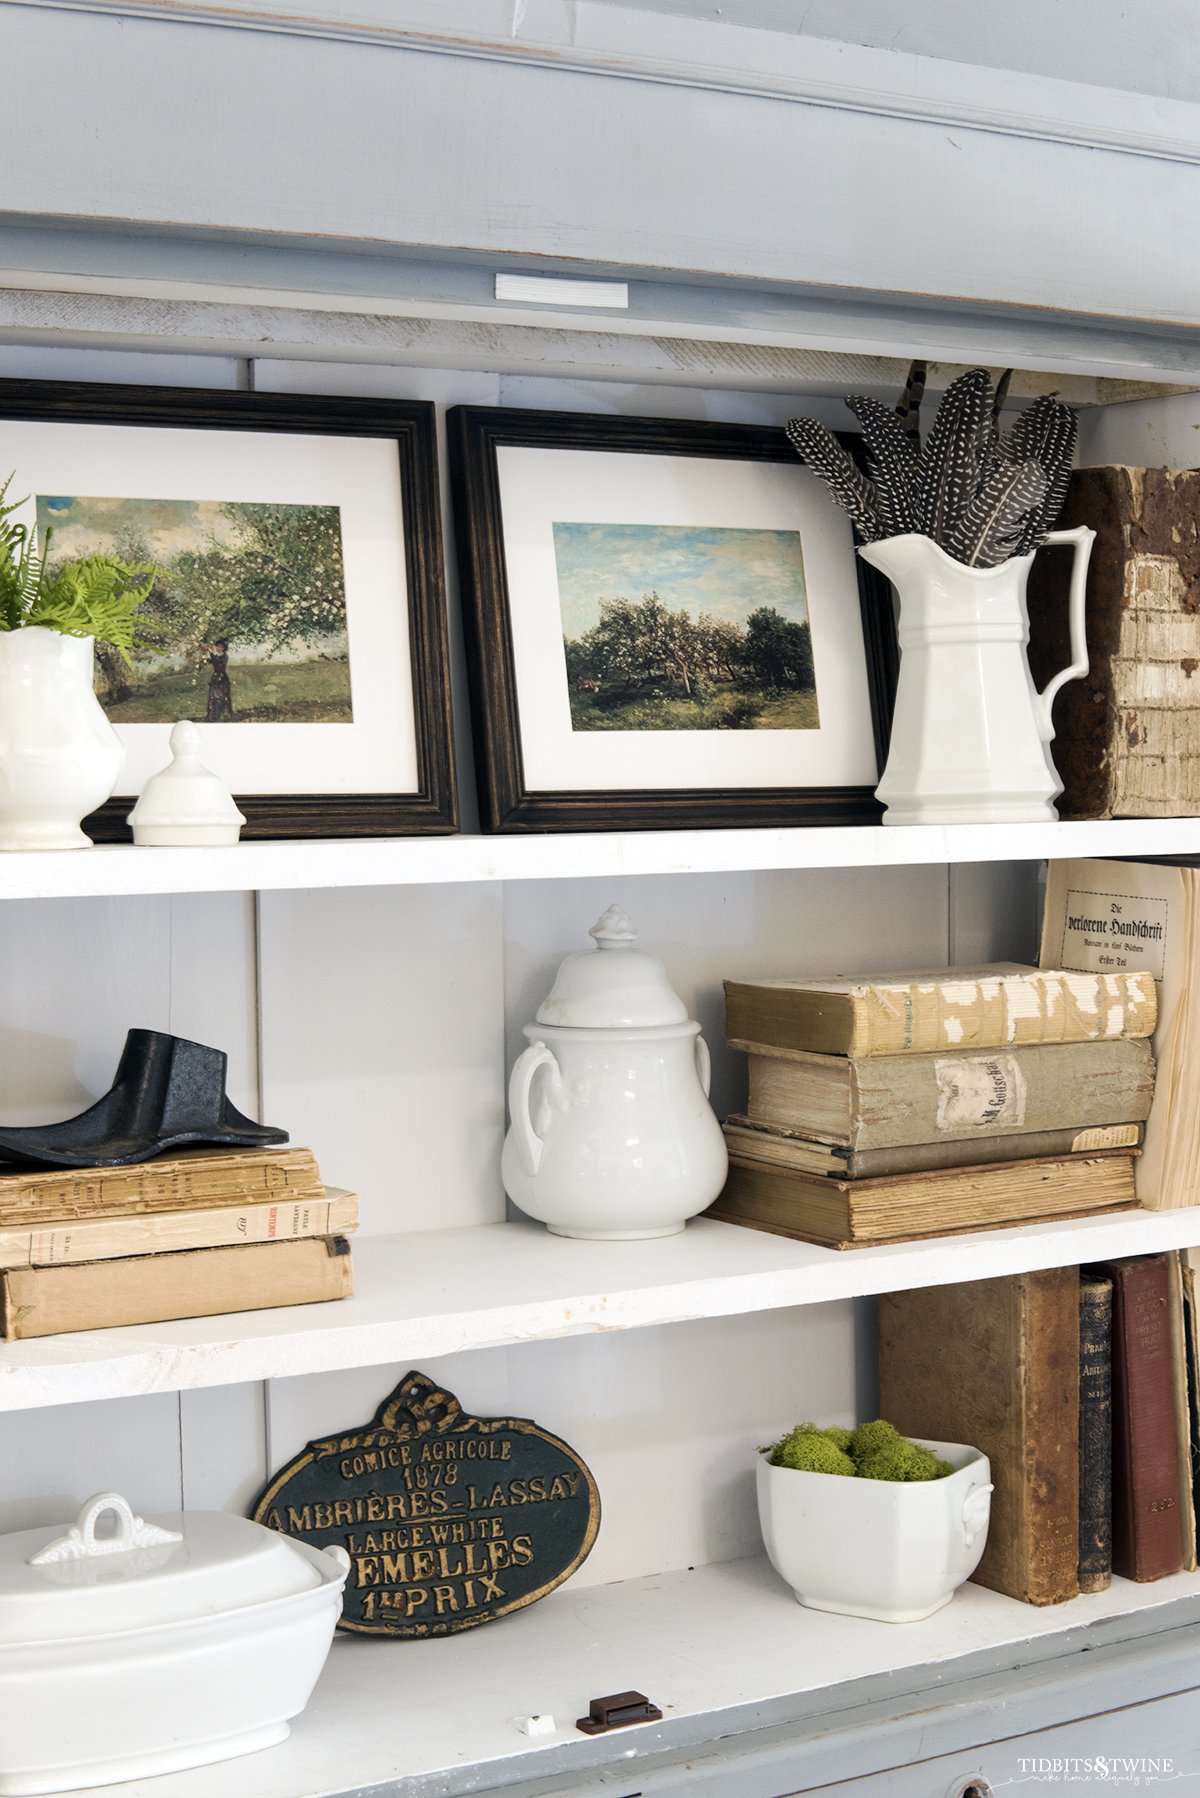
left=508, top=1041, right=563, bottom=1178
left=1034, top=525, right=1096, bottom=740
left=694, top=1034, right=712, bottom=1098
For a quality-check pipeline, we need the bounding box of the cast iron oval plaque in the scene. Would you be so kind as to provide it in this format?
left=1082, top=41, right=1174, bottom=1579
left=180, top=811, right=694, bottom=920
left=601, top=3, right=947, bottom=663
left=252, top=1370, right=600, bottom=1637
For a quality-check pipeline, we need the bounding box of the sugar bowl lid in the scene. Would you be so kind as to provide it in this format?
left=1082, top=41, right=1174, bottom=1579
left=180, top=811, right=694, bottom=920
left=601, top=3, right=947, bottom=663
left=534, top=905, right=690, bottom=1029
left=0, top=1490, right=334, bottom=1645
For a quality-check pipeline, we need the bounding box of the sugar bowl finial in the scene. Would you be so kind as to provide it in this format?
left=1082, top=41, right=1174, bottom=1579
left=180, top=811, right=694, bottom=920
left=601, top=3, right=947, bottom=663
left=127, top=721, right=246, bottom=847
left=588, top=905, right=638, bottom=949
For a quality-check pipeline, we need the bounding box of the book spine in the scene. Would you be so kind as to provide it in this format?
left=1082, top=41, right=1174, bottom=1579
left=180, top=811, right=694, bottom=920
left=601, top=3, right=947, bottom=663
left=852, top=969, right=1156, bottom=1057
left=1078, top=1273, right=1113, bottom=1593
left=744, top=1037, right=1154, bottom=1150
left=879, top=1270, right=1080, bottom=1604
left=1017, top=1269, right=1082, bottom=1605
left=0, top=1236, right=354, bottom=1340
left=0, top=1155, right=324, bottom=1227
left=725, top=969, right=1156, bottom=1057
left=0, top=1191, right=358, bottom=1268
left=1108, top=1254, right=1186, bottom=1581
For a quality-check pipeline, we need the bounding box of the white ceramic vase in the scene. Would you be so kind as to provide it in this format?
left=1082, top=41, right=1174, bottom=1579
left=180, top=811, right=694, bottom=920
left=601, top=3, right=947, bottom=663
left=859, top=526, right=1096, bottom=826
left=0, top=628, right=124, bottom=851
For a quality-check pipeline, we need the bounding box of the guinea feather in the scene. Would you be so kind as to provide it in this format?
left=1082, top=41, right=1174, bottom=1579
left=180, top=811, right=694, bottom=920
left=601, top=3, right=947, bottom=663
left=1003, top=396, right=1078, bottom=553
left=916, top=368, right=994, bottom=542
left=844, top=394, right=921, bottom=535
left=942, top=458, right=1048, bottom=568
left=785, top=416, right=882, bottom=541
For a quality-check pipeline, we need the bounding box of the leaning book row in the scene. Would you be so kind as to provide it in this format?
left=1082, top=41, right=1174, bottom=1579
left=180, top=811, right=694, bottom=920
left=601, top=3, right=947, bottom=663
left=880, top=1253, right=1199, bottom=1605
left=0, top=1146, right=356, bottom=1340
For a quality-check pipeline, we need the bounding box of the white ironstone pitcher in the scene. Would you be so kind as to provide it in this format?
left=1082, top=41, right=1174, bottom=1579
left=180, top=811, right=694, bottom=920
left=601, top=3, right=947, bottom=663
left=859, top=526, right=1095, bottom=826
left=0, top=628, right=124, bottom=850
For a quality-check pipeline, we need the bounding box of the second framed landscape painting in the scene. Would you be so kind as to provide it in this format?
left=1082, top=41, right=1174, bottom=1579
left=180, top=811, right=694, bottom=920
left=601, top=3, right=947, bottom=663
left=448, top=407, right=897, bottom=832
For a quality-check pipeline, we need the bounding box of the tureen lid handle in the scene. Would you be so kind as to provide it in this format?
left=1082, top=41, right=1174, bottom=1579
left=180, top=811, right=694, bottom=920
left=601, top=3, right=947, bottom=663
left=588, top=904, right=639, bottom=950
left=28, top=1492, right=183, bottom=1564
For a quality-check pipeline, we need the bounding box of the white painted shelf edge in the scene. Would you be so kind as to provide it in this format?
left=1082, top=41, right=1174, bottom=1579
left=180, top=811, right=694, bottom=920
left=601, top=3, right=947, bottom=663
left=6, top=815, right=1200, bottom=900
left=55, top=1554, right=1200, bottom=1798
left=5, top=1210, right=1200, bottom=1411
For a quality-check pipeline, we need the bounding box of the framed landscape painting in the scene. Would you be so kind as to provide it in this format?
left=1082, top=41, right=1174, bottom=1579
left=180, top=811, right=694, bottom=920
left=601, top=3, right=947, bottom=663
left=0, top=379, right=457, bottom=838
left=448, top=407, right=897, bottom=832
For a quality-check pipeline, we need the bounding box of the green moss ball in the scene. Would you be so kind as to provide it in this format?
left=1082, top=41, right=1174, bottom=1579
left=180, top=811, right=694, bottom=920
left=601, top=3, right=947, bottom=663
left=854, top=1429, right=953, bottom=1483
left=769, top=1425, right=856, bottom=1477
left=849, top=1418, right=903, bottom=1461
left=823, top=1425, right=854, bottom=1453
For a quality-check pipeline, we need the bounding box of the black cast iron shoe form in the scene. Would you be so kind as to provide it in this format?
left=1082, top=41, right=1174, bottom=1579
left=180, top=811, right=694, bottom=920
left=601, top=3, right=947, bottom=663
left=0, top=1029, right=289, bottom=1168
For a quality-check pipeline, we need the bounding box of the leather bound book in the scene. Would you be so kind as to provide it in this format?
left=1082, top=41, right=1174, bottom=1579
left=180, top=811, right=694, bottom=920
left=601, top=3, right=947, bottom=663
left=1105, top=1254, right=1186, bottom=1582
left=879, top=1268, right=1080, bottom=1604
left=1077, top=1271, right=1114, bottom=1593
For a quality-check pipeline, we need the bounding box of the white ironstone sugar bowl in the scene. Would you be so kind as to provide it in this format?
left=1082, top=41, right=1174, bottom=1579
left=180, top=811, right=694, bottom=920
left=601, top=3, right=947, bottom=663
left=0, top=1490, right=350, bottom=1795
left=501, top=905, right=728, bottom=1240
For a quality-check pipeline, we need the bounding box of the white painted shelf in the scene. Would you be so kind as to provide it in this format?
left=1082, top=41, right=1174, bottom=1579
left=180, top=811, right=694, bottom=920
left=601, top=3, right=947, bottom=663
left=6, top=815, right=1200, bottom=901
left=6, top=1209, right=1200, bottom=1412
left=54, top=1555, right=1200, bottom=1798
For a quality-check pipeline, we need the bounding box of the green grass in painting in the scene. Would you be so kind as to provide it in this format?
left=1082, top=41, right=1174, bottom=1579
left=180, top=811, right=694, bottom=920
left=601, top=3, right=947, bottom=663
left=104, top=658, right=353, bottom=724
left=569, top=683, right=820, bottom=733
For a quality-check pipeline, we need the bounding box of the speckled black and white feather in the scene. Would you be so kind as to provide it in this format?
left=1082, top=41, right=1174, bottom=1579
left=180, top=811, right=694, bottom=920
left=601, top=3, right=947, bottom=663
left=942, top=458, right=1048, bottom=568
left=844, top=394, right=921, bottom=536
left=785, top=416, right=882, bottom=542
left=1002, top=395, right=1078, bottom=553
left=916, top=368, right=994, bottom=542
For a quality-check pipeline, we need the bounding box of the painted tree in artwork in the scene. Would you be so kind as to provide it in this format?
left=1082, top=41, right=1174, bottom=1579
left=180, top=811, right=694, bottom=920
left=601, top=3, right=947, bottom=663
left=166, top=503, right=347, bottom=653
left=564, top=590, right=818, bottom=731
left=743, top=606, right=814, bottom=691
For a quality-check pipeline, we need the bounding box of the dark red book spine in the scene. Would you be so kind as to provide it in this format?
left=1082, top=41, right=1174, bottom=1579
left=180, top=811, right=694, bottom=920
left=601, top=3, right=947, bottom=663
left=1108, top=1255, right=1185, bottom=1582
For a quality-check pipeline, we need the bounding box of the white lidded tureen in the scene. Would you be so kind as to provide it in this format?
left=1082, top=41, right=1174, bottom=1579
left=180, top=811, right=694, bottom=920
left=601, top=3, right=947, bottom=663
left=501, top=905, right=728, bottom=1239
left=0, top=1490, right=349, bottom=1795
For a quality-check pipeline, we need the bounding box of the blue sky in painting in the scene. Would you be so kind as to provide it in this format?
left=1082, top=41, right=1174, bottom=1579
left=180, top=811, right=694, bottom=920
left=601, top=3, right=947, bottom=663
left=552, top=522, right=808, bottom=640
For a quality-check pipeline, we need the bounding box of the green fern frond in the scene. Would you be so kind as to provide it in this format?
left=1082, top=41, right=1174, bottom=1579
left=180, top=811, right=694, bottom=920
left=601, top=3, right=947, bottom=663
left=0, top=472, right=157, bottom=657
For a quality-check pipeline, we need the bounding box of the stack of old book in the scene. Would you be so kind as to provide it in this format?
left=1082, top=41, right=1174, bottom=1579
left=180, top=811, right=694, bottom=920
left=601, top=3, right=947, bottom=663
left=709, top=962, right=1157, bottom=1249
left=0, top=1146, right=356, bottom=1340
left=880, top=1253, right=1200, bottom=1604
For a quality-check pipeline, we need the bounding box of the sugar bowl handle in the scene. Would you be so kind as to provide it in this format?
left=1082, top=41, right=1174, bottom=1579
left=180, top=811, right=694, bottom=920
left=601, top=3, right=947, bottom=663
left=508, top=1041, right=565, bottom=1178
left=694, top=1034, right=712, bottom=1097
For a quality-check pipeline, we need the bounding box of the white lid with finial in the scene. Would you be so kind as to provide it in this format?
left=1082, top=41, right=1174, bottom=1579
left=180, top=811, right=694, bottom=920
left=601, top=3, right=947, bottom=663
left=127, top=722, right=247, bottom=847
left=533, top=905, right=691, bottom=1029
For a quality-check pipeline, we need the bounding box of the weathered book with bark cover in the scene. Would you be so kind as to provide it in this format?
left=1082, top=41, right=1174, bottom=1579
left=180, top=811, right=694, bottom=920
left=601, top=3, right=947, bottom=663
left=1027, top=465, right=1200, bottom=818
left=731, top=1035, right=1154, bottom=1149
left=709, top=1149, right=1137, bottom=1248
left=721, top=1117, right=1141, bottom=1179
left=724, top=964, right=1156, bottom=1058
left=1104, top=1254, right=1186, bottom=1582
left=0, top=1146, right=324, bottom=1227
left=1077, top=1271, right=1114, bottom=1593
left=0, top=1235, right=354, bottom=1339
left=0, top=1188, right=358, bottom=1269
left=879, top=1270, right=1080, bottom=1605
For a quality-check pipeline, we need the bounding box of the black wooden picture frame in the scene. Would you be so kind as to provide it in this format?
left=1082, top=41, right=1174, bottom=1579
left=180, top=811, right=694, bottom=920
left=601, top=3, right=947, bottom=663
left=448, top=405, right=897, bottom=833
left=0, top=378, right=458, bottom=840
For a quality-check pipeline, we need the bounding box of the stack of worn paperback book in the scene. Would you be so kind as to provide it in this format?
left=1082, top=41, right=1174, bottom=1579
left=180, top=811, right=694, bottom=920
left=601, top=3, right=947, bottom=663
left=0, top=1146, right=356, bottom=1339
left=708, top=963, right=1156, bottom=1248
